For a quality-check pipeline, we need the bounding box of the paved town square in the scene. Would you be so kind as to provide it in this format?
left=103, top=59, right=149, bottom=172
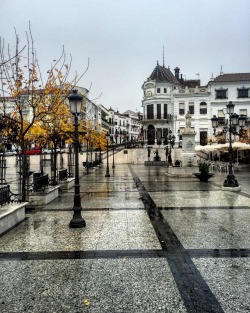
left=0, top=149, right=250, bottom=313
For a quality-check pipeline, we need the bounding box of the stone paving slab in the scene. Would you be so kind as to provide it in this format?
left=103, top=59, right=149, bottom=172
left=0, top=258, right=186, bottom=313
left=161, top=207, right=250, bottom=249
left=143, top=181, right=219, bottom=191
left=150, top=190, right=250, bottom=208
left=193, top=258, right=250, bottom=313
left=0, top=210, right=161, bottom=252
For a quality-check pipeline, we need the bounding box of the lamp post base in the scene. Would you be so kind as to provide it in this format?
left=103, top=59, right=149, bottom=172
left=105, top=173, right=110, bottom=177
left=69, top=205, right=86, bottom=228
left=221, top=174, right=241, bottom=191
left=69, top=216, right=86, bottom=228
left=221, top=185, right=241, bottom=191
left=223, top=174, right=239, bottom=187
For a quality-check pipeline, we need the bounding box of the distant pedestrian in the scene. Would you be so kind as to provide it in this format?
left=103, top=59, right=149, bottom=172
left=164, top=146, right=169, bottom=161
left=168, top=154, right=172, bottom=166
left=147, top=147, right=151, bottom=160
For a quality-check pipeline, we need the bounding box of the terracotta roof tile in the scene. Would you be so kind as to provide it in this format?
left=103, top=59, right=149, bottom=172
left=213, top=73, right=250, bottom=82
left=149, top=63, right=180, bottom=84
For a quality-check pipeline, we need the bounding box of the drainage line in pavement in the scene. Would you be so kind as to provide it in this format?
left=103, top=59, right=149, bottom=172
left=38, top=207, right=145, bottom=212
left=0, top=249, right=167, bottom=261
left=128, top=164, right=224, bottom=313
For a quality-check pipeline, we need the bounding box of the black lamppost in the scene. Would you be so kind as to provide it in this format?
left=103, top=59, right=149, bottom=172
left=112, top=141, right=115, bottom=169
left=211, top=101, right=246, bottom=189
left=105, top=132, right=110, bottom=177
left=165, top=130, right=175, bottom=165
left=68, top=90, right=86, bottom=228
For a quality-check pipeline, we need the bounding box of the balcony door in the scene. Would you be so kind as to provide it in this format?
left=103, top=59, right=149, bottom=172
left=147, top=125, right=155, bottom=145
left=147, top=104, right=154, bottom=119
left=200, top=131, right=207, bottom=146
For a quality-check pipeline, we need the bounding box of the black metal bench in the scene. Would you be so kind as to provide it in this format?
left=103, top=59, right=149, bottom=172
left=0, top=185, right=20, bottom=205
left=59, top=169, right=68, bottom=181
left=83, top=161, right=94, bottom=168
left=33, top=173, right=49, bottom=192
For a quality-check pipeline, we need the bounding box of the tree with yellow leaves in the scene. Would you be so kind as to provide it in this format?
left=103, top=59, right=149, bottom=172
left=0, top=24, right=88, bottom=201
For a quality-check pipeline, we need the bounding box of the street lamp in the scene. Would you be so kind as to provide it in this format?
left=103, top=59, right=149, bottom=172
left=105, top=132, right=110, bottom=177
left=112, top=141, right=115, bottom=169
left=68, top=90, right=86, bottom=228
left=165, top=130, right=175, bottom=165
left=211, top=101, right=246, bottom=189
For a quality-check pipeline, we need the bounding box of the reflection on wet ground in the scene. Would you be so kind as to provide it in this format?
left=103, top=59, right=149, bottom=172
left=1, top=150, right=250, bottom=313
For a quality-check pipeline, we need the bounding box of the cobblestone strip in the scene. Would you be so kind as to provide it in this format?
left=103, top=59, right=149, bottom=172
left=129, top=164, right=224, bottom=313
left=0, top=249, right=167, bottom=261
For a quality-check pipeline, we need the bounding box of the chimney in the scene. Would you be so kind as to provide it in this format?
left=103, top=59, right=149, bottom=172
left=174, top=67, right=180, bottom=80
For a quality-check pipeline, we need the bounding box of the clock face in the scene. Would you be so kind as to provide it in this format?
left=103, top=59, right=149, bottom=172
left=146, top=91, right=152, bottom=97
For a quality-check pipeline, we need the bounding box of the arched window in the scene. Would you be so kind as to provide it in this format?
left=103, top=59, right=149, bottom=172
left=200, top=102, right=207, bottom=115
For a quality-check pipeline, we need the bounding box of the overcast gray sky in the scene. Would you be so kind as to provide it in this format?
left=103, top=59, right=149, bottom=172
left=1, top=0, right=249, bottom=112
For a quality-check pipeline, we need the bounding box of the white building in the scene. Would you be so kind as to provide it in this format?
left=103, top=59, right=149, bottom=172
left=142, top=62, right=250, bottom=146
left=209, top=73, right=250, bottom=140
left=105, top=108, right=142, bottom=144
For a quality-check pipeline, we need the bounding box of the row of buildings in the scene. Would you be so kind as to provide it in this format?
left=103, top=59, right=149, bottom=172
left=141, top=62, right=250, bottom=147
left=1, top=63, right=250, bottom=149
left=85, top=61, right=250, bottom=148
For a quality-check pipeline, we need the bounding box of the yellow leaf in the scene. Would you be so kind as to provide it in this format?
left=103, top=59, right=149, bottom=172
left=83, top=299, right=90, bottom=306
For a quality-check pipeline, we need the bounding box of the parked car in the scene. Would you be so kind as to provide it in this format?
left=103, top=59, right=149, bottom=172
left=0, top=150, right=17, bottom=156
left=19, top=148, right=42, bottom=155
left=42, top=148, right=64, bottom=154
left=5, top=150, right=17, bottom=156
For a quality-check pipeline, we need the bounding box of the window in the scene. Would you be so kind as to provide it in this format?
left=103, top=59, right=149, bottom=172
left=218, top=110, right=225, bottom=125
left=200, top=102, right=207, bottom=114
left=240, top=109, right=247, bottom=116
left=179, top=103, right=185, bottom=115
left=147, top=104, right=154, bottom=119
left=157, top=104, right=161, bottom=119
left=164, top=88, right=167, bottom=93
left=215, top=88, right=228, bottom=99
left=189, top=102, right=194, bottom=114
left=162, top=128, right=168, bottom=144
left=157, top=88, right=161, bottom=93
left=238, top=88, right=249, bottom=98
left=164, top=104, right=168, bottom=118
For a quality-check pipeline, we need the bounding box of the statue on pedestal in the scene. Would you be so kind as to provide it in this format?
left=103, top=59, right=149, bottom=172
left=185, top=111, right=192, bottom=129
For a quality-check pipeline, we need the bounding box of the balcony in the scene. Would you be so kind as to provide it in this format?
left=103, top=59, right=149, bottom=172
left=141, top=113, right=174, bottom=122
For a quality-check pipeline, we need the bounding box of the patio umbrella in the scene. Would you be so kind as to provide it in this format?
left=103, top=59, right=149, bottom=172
left=232, top=142, right=250, bottom=150
left=214, top=142, right=250, bottom=164
left=195, top=145, right=208, bottom=152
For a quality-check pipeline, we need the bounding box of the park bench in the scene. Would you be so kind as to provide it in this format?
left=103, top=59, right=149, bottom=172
left=59, top=169, right=68, bottom=181
left=83, top=161, right=94, bottom=168
left=33, top=173, right=49, bottom=192
left=0, top=185, right=20, bottom=205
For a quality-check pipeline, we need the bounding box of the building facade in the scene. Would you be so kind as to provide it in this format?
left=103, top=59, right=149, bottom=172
left=104, top=108, right=142, bottom=144
left=141, top=62, right=250, bottom=146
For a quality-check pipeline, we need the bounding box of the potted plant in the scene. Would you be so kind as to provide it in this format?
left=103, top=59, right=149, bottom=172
left=194, top=162, right=214, bottom=182
left=174, top=160, right=181, bottom=167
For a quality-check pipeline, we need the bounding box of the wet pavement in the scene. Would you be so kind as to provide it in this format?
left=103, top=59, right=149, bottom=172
left=0, top=149, right=250, bottom=312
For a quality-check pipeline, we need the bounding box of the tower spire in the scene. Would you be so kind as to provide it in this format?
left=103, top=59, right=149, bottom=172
left=163, top=46, right=165, bottom=67
left=220, top=65, right=223, bottom=75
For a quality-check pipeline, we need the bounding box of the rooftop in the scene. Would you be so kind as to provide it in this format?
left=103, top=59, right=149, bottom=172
left=213, top=73, right=250, bottom=82
left=148, top=62, right=180, bottom=84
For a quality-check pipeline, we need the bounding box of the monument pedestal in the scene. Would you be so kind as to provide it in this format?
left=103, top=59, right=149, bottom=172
left=181, top=126, right=197, bottom=167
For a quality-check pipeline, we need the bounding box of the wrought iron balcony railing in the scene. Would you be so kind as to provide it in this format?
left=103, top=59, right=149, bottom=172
left=142, top=113, right=173, bottom=121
